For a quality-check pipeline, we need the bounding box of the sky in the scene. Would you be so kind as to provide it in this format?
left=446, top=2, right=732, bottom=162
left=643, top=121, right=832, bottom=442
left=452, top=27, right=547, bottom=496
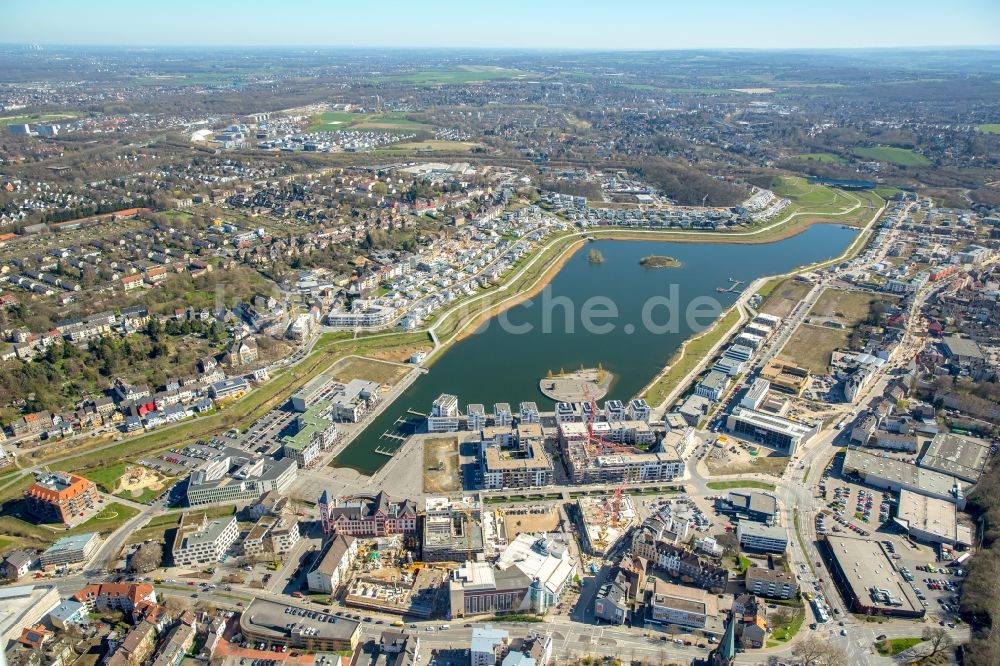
left=2, top=0, right=998, bottom=50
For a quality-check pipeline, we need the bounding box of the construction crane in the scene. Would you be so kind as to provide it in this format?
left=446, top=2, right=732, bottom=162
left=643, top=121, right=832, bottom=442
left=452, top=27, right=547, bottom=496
left=581, top=383, right=640, bottom=457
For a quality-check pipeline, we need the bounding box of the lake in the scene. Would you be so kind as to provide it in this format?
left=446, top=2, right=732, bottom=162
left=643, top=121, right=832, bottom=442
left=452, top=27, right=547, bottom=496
left=334, top=224, right=857, bottom=474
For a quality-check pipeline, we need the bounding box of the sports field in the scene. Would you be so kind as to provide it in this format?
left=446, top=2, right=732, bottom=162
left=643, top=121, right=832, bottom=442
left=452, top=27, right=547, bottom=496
left=851, top=145, right=931, bottom=166
left=977, top=124, right=1000, bottom=135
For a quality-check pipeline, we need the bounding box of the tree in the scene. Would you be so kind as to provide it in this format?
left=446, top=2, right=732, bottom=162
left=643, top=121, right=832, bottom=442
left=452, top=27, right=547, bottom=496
left=920, top=626, right=954, bottom=661
left=127, top=542, right=163, bottom=573
left=791, top=636, right=847, bottom=666
left=770, top=608, right=795, bottom=633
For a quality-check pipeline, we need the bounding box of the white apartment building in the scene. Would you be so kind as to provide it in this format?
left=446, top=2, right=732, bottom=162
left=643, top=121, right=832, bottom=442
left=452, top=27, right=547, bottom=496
left=173, top=514, right=240, bottom=566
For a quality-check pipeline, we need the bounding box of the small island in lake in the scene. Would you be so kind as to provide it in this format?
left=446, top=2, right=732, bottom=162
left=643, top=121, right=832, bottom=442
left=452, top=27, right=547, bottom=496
left=587, top=249, right=605, bottom=263
left=639, top=255, right=681, bottom=268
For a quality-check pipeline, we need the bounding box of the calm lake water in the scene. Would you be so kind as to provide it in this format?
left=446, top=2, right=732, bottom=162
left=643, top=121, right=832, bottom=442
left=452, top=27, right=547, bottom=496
left=334, top=224, right=857, bottom=474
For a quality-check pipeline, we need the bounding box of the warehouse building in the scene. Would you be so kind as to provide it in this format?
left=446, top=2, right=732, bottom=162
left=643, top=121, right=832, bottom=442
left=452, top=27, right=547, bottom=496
left=918, top=432, right=990, bottom=484
left=843, top=448, right=969, bottom=510
left=894, top=489, right=972, bottom=548
left=820, top=536, right=924, bottom=618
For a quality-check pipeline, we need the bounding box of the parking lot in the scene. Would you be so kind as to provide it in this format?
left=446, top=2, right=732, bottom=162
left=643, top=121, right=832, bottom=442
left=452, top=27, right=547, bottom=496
left=816, top=456, right=965, bottom=623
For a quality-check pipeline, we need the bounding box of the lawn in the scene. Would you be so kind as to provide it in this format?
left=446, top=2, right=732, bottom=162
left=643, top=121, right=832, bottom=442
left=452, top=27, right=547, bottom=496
left=977, top=124, right=1000, bottom=135
left=796, top=152, right=846, bottom=163
left=70, top=502, right=140, bottom=536
left=778, top=324, right=849, bottom=374
left=852, top=146, right=932, bottom=166
left=875, top=637, right=922, bottom=656
left=85, top=462, right=129, bottom=493
left=705, top=480, right=776, bottom=491
left=642, top=307, right=742, bottom=408
left=768, top=607, right=806, bottom=644
left=127, top=513, right=181, bottom=545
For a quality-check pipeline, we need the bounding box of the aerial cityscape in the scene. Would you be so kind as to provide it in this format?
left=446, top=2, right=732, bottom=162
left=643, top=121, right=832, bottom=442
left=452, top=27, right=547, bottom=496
left=0, top=3, right=999, bottom=666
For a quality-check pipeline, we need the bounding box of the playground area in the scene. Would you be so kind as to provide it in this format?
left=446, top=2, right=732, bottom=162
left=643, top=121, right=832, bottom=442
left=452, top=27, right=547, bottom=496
left=112, top=465, right=171, bottom=501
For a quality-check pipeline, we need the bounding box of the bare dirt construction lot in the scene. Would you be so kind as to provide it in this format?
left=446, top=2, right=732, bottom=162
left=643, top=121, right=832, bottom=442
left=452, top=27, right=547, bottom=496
left=761, top=278, right=812, bottom=318
left=809, top=288, right=899, bottom=328
left=502, top=507, right=561, bottom=539
left=706, top=436, right=790, bottom=477
left=423, top=436, right=460, bottom=493
left=328, top=356, right=412, bottom=387
left=778, top=323, right=850, bottom=375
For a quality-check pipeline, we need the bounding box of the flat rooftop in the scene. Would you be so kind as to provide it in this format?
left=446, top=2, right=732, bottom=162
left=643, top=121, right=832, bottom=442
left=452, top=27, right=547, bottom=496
left=825, top=535, right=922, bottom=614
left=844, top=448, right=970, bottom=498
left=895, top=489, right=971, bottom=546
left=919, top=433, right=990, bottom=483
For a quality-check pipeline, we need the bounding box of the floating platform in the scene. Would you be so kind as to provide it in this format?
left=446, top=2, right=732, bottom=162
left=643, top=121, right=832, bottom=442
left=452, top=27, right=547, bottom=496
left=374, top=446, right=397, bottom=457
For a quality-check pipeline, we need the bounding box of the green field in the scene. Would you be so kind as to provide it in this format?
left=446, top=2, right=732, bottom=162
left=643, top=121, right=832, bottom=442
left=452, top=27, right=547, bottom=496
left=977, top=124, right=1000, bottom=135
left=852, top=145, right=932, bottom=166
left=797, top=152, right=846, bottom=163
left=307, top=111, right=433, bottom=133
left=380, top=67, right=530, bottom=85
left=70, top=502, right=140, bottom=536
left=0, top=112, right=78, bottom=126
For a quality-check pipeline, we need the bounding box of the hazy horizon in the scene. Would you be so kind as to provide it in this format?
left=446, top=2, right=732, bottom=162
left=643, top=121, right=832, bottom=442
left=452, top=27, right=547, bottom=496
left=3, top=0, right=999, bottom=50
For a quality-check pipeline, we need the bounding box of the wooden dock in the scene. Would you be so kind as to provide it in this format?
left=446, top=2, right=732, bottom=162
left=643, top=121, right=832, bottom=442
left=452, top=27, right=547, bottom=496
left=374, top=446, right=397, bottom=457
left=380, top=431, right=406, bottom=443
left=406, top=408, right=427, bottom=417
left=716, top=277, right=745, bottom=293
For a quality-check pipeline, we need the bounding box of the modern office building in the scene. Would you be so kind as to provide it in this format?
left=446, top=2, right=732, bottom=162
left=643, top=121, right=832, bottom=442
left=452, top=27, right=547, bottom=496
left=725, top=407, right=819, bottom=454
left=449, top=535, right=576, bottom=618
left=186, top=451, right=297, bottom=506
left=39, top=532, right=101, bottom=569
left=715, top=491, right=777, bottom=525
left=736, top=522, right=788, bottom=553
left=172, top=513, right=240, bottom=566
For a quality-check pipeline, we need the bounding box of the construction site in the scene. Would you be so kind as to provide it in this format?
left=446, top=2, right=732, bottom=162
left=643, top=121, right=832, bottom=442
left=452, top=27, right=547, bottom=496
left=576, top=484, right=638, bottom=556
left=343, top=565, right=447, bottom=617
